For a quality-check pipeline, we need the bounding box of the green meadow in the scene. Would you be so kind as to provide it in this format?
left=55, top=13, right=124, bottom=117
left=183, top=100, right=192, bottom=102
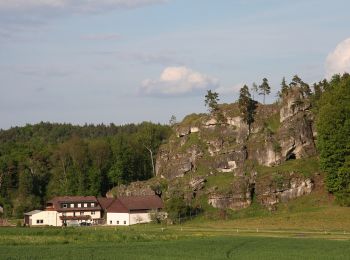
left=1, top=223, right=350, bottom=260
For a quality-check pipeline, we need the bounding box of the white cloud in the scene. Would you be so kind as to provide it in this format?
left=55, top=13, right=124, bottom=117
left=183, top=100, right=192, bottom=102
left=140, top=66, right=219, bottom=96
left=325, top=38, right=350, bottom=78
left=0, top=0, right=166, bottom=12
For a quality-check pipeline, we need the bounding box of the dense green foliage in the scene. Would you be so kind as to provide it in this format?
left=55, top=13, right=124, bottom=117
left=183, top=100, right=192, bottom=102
left=0, top=227, right=349, bottom=259
left=316, top=74, right=350, bottom=205
left=238, top=85, right=257, bottom=134
left=0, top=122, right=171, bottom=217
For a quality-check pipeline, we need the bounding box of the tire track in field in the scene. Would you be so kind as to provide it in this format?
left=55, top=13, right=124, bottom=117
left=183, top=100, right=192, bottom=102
left=225, top=240, right=253, bottom=259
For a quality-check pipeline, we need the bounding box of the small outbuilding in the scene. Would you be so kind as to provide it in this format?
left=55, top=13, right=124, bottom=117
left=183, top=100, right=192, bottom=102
left=106, top=195, right=164, bottom=226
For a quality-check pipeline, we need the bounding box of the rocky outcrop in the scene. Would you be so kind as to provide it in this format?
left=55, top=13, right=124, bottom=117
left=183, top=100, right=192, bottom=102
left=280, top=87, right=311, bottom=123
left=111, top=85, right=319, bottom=213
left=215, top=147, right=247, bottom=174
left=208, top=177, right=253, bottom=210
left=255, top=173, right=313, bottom=210
left=278, top=112, right=316, bottom=160
left=107, top=181, right=155, bottom=198
left=189, top=177, right=206, bottom=192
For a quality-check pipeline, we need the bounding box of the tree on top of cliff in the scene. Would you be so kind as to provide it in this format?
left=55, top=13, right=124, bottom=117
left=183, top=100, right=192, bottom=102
left=258, top=78, right=271, bottom=104
left=251, top=82, right=258, bottom=100
left=281, top=77, right=289, bottom=96
left=238, top=85, right=257, bottom=134
left=204, top=90, right=219, bottom=114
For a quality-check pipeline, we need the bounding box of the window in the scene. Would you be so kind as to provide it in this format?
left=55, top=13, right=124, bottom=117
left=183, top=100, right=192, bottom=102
left=109, top=221, right=112, bottom=224
left=70, top=203, right=74, bottom=208
left=36, top=220, right=43, bottom=224
left=91, top=203, right=95, bottom=207
left=124, top=221, right=126, bottom=225
left=80, top=212, right=84, bottom=215
left=62, top=204, right=67, bottom=208
left=78, top=203, right=81, bottom=208
left=36, top=220, right=40, bottom=224
left=117, top=221, right=119, bottom=224
left=91, top=211, right=95, bottom=215
left=84, top=203, right=88, bottom=208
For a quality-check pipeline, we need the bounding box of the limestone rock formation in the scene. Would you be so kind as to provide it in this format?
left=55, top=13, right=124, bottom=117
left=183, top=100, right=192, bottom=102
left=110, top=86, right=319, bottom=212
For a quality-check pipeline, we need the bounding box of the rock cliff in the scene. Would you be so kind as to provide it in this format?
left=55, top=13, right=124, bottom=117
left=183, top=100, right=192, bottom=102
left=109, top=85, right=319, bottom=212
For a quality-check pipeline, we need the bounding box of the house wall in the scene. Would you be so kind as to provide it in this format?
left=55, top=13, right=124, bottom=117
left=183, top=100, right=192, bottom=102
left=31, top=211, right=61, bottom=226
left=59, top=211, right=101, bottom=219
left=106, top=212, right=152, bottom=226
left=129, top=212, right=151, bottom=225
left=106, top=213, right=130, bottom=225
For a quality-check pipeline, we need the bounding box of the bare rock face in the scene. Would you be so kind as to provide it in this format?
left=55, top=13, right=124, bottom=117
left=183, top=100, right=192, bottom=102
left=189, top=177, right=206, bottom=191
left=208, top=177, right=253, bottom=210
left=280, top=87, right=311, bottom=123
left=255, top=173, right=313, bottom=210
left=278, top=112, right=316, bottom=161
left=215, top=147, right=247, bottom=174
left=107, top=181, right=155, bottom=198
left=176, top=126, right=190, bottom=137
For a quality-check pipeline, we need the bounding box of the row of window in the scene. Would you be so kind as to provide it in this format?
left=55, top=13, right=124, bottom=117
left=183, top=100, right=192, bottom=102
left=61, top=211, right=96, bottom=216
left=36, top=219, right=44, bottom=224
left=62, top=203, right=96, bottom=208
left=109, top=220, right=127, bottom=225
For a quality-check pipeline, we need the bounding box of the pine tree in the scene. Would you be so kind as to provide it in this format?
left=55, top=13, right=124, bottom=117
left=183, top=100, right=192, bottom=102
left=281, top=77, right=289, bottom=96
left=238, top=85, right=257, bottom=134
left=204, top=90, right=219, bottom=114
left=258, top=78, right=271, bottom=104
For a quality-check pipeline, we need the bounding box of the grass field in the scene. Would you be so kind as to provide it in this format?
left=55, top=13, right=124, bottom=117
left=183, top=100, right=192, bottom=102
left=2, top=187, right=350, bottom=259
left=1, top=222, right=350, bottom=260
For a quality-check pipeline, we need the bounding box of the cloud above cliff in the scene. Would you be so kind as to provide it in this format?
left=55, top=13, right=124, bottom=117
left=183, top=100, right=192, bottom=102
left=325, top=38, right=350, bottom=78
left=140, top=66, right=219, bottom=96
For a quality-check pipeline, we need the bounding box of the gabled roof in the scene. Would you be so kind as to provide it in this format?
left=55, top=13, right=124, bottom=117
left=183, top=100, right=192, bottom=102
left=46, top=196, right=101, bottom=212
left=24, top=210, right=42, bottom=216
left=106, top=195, right=163, bottom=213
left=47, top=196, right=98, bottom=204
left=97, top=197, right=115, bottom=210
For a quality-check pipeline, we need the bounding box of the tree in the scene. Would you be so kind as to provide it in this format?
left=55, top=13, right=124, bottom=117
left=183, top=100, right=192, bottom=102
left=238, top=85, right=257, bottom=134
left=204, top=90, right=219, bottom=114
left=258, top=78, right=271, bottom=104
left=280, top=77, right=289, bottom=96
left=165, top=196, right=188, bottom=224
left=251, top=83, right=258, bottom=100
left=169, top=115, right=177, bottom=126
left=317, top=74, right=350, bottom=205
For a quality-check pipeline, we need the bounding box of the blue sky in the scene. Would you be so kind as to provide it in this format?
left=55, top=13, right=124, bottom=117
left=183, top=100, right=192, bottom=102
left=1, top=0, right=350, bottom=129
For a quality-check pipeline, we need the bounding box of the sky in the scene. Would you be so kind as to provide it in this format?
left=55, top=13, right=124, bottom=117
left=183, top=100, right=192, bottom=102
left=1, top=0, right=350, bottom=130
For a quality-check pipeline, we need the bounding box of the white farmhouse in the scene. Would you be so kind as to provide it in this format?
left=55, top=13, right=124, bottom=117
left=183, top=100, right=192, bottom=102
left=24, top=195, right=164, bottom=227
left=24, top=196, right=103, bottom=226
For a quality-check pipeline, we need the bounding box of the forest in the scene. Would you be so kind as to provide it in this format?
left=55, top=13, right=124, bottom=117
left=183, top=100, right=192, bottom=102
left=0, top=122, right=171, bottom=217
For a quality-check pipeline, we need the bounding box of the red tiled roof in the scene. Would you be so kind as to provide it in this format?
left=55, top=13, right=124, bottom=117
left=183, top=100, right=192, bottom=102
left=97, top=197, right=115, bottom=210
left=107, top=195, right=163, bottom=213
left=46, top=196, right=101, bottom=212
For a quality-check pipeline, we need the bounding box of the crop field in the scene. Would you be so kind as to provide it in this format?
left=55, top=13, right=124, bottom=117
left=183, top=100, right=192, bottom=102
left=1, top=225, right=350, bottom=260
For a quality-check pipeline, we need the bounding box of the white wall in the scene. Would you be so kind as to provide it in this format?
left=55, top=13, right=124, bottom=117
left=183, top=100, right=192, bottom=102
left=129, top=213, right=151, bottom=225
left=31, top=211, right=61, bottom=226
left=107, top=212, right=152, bottom=226
left=107, top=213, right=130, bottom=226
